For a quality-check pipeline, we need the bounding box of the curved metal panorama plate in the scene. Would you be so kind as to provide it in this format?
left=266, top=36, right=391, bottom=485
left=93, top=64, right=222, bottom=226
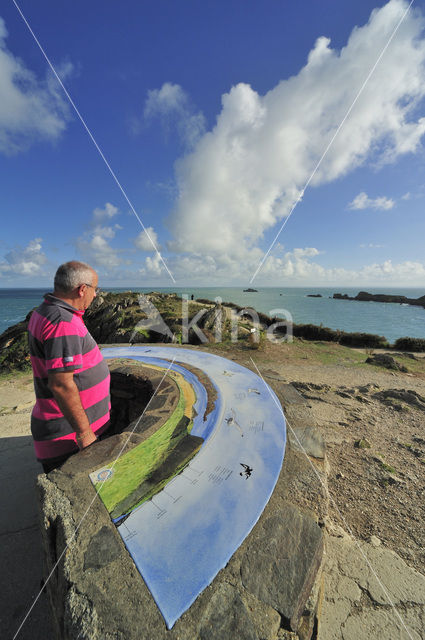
left=95, top=346, right=286, bottom=629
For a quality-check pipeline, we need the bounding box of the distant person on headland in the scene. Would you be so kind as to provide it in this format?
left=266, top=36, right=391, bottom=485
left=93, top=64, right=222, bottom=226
left=27, top=261, right=111, bottom=473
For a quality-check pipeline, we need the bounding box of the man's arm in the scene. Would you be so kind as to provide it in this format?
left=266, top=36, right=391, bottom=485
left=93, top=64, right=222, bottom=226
left=48, top=370, right=97, bottom=449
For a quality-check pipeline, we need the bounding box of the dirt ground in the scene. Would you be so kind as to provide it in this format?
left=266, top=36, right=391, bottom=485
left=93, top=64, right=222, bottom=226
left=209, top=339, right=425, bottom=575
left=1, top=339, right=424, bottom=638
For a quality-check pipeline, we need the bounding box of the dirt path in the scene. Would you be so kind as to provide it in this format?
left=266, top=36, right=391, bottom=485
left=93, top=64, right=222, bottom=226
left=0, top=373, right=55, bottom=640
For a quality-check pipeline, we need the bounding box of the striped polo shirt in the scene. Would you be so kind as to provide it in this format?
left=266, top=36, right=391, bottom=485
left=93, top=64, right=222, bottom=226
left=28, top=294, right=110, bottom=461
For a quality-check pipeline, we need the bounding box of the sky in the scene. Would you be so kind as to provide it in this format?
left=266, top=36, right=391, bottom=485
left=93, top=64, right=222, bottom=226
left=1, top=0, right=425, bottom=288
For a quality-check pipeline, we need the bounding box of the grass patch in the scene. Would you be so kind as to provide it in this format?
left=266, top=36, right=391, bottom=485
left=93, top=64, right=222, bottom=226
left=376, top=455, right=397, bottom=474
left=285, top=339, right=367, bottom=366
left=96, top=384, right=189, bottom=512
left=133, top=327, right=150, bottom=338
left=355, top=438, right=371, bottom=449
left=118, top=438, right=203, bottom=516
left=391, top=355, right=425, bottom=375
left=0, top=369, right=32, bottom=383
left=381, top=462, right=397, bottom=473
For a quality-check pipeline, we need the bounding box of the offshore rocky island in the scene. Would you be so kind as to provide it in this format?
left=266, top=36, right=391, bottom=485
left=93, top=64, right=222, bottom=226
left=1, top=291, right=425, bottom=639
left=333, top=290, right=425, bottom=308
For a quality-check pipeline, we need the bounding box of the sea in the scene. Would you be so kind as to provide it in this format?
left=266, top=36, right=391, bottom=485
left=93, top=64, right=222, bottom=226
left=0, top=286, right=424, bottom=345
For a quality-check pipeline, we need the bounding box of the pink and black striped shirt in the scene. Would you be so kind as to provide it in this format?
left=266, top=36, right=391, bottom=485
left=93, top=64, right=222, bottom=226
left=28, top=294, right=110, bottom=461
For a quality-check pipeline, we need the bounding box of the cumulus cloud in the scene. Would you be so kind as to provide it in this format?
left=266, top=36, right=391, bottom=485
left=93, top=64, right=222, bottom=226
left=140, top=252, right=163, bottom=276
left=348, top=191, right=395, bottom=210
left=0, top=238, right=47, bottom=276
left=0, top=16, right=70, bottom=154
left=133, top=244, right=425, bottom=286
left=144, top=82, right=206, bottom=147
left=356, top=259, right=425, bottom=282
left=134, top=227, right=160, bottom=252
left=167, top=0, right=425, bottom=271
left=92, top=202, right=119, bottom=222
left=245, top=248, right=425, bottom=285
left=76, top=203, right=122, bottom=267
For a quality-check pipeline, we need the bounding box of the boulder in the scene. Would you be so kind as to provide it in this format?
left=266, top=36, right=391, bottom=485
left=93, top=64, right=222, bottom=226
left=366, top=354, right=407, bottom=372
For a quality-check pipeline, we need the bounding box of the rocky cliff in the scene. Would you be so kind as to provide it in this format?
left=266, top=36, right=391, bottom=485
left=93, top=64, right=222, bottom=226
left=2, top=290, right=425, bottom=375
left=333, top=291, right=425, bottom=307
left=0, top=292, right=240, bottom=373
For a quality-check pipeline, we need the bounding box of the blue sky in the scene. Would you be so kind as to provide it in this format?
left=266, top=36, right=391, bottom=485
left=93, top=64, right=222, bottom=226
left=1, top=0, right=425, bottom=287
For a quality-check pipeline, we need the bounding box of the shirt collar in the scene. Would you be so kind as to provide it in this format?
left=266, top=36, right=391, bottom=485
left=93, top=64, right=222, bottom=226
left=44, top=293, right=85, bottom=317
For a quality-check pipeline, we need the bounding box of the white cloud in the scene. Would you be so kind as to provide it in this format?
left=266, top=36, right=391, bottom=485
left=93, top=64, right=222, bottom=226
left=292, top=247, right=321, bottom=259
left=144, top=83, right=187, bottom=116
left=348, top=191, right=395, bottom=210
left=0, top=238, right=47, bottom=276
left=167, top=0, right=425, bottom=272
left=0, top=16, right=70, bottom=154
left=258, top=249, right=425, bottom=285
left=134, top=227, right=160, bottom=252
left=141, top=252, right=163, bottom=276
left=357, top=259, right=425, bottom=281
left=133, top=244, right=425, bottom=286
left=359, top=243, right=384, bottom=248
left=144, top=82, right=205, bottom=147
left=76, top=203, right=122, bottom=267
left=92, top=202, right=119, bottom=222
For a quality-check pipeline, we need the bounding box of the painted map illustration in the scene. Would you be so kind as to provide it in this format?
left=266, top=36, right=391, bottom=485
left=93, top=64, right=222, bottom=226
left=90, top=346, right=286, bottom=629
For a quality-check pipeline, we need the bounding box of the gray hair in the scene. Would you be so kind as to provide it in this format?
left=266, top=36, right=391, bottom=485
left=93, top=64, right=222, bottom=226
left=54, top=261, right=96, bottom=294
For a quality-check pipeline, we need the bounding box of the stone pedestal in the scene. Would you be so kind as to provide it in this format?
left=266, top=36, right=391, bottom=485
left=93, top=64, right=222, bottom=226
left=38, top=364, right=327, bottom=639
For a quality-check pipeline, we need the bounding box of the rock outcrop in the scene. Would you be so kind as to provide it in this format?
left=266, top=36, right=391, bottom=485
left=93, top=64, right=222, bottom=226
left=333, top=291, right=425, bottom=308
left=366, top=353, right=408, bottom=372
left=2, top=291, right=423, bottom=376
left=0, top=293, right=232, bottom=373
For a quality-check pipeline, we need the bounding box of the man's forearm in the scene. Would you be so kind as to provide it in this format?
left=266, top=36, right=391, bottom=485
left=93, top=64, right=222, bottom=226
left=52, top=383, right=90, bottom=434
left=48, top=375, right=96, bottom=447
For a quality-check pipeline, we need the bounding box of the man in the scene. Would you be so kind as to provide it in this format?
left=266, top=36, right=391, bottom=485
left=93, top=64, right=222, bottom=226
left=28, top=261, right=110, bottom=473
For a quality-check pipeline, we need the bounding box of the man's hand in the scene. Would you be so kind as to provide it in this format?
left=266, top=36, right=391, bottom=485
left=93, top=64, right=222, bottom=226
left=75, top=430, right=98, bottom=449
left=48, top=370, right=97, bottom=449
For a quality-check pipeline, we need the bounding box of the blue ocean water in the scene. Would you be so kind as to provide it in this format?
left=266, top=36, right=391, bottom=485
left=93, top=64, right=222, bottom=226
left=0, top=286, right=424, bottom=344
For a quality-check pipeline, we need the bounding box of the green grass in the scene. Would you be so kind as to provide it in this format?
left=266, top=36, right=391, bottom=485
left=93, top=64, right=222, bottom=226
left=355, top=438, right=371, bottom=449
left=0, top=369, right=32, bottom=382
left=119, top=439, right=203, bottom=515
left=280, top=339, right=366, bottom=366
left=133, top=327, right=150, bottom=338
left=391, top=355, right=425, bottom=375
left=96, top=383, right=189, bottom=512
left=380, top=461, right=397, bottom=474
left=376, top=454, right=397, bottom=474
left=291, top=341, right=425, bottom=372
